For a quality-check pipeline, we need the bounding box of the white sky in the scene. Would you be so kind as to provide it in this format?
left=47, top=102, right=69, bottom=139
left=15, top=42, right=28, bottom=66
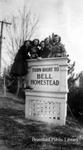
left=0, top=0, right=83, bottom=73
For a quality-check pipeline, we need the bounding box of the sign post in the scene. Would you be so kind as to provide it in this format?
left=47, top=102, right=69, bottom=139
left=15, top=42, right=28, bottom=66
left=25, top=57, right=68, bottom=125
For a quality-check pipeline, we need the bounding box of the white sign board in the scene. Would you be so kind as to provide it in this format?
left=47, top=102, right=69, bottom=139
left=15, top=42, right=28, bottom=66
left=28, top=65, right=60, bottom=92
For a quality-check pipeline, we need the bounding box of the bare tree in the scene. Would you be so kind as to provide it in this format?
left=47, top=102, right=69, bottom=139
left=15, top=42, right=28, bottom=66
left=4, top=6, right=39, bottom=97
left=6, top=6, right=39, bottom=62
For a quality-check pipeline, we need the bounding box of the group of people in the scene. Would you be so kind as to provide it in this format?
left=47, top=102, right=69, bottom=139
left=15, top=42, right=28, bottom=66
left=11, top=34, right=67, bottom=76
left=24, top=33, right=66, bottom=59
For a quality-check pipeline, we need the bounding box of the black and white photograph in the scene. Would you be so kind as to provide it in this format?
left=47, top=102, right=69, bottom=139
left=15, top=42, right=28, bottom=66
left=0, top=0, right=83, bottom=149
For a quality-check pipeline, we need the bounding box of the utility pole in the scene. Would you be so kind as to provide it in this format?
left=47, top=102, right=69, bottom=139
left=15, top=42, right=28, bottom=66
left=3, top=67, right=6, bottom=96
left=0, top=21, right=11, bottom=96
left=0, top=20, right=11, bottom=74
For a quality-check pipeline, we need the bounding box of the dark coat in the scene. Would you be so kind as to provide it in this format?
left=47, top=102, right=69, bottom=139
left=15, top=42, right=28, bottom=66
left=11, top=45, right=28, bottom=76
left=40, top=44, right=52, bottom=58
left=30, top=46, right=39, bottom=59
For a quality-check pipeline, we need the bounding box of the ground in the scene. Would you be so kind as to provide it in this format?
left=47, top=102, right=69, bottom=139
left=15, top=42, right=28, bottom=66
left=0, top=94, right=83, bottom=150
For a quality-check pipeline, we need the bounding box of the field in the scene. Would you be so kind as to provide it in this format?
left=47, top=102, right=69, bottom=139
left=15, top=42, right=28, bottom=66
left=0, top=94, right=83, bottom=150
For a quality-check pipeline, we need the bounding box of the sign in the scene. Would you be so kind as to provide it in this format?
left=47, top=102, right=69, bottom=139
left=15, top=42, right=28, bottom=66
left=27, top=65, right=60, bottom=91
left=25, top=58, right=68, bottom=125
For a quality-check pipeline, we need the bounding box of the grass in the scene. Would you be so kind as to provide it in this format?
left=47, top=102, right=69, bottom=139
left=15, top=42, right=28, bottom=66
left=0, top=95, right=83, bottom=150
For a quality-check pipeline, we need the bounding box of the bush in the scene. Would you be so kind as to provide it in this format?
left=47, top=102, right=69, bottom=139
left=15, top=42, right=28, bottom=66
left=68, top=87, right=83, bottom=118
